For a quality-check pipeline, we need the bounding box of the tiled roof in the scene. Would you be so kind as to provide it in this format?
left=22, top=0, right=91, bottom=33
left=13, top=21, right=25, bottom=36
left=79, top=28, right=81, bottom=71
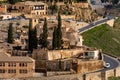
left=0, top=52, right=34, bottom=62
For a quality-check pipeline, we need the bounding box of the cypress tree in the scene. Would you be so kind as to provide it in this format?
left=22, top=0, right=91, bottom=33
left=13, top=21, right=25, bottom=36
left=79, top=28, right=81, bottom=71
left=52, top=27, right=57, bottom=49
left=8, top=0, right=22, bottom=4
left=33, top=27, right=38, bottom=49
left=57, top=12, right=62, bottom=49
left=8, top=23, right=14, bottom=44
left=28, top=19, right=38, bottom=53
left=40, top=18, right=48, bottom=49
left=28, top=19, right=33, bottom=53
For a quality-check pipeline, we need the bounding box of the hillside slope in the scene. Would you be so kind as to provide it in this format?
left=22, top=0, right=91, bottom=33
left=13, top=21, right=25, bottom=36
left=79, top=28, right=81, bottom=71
left=82, top=24, right=120, bottom=56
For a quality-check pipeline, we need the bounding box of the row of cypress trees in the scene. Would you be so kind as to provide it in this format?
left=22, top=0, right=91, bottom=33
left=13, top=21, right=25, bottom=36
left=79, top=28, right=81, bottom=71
left=7, top=13, right=62, bottom=53
left=52, top=12, right=62, bottom=49
left=29, top=13, right=62, bottom=52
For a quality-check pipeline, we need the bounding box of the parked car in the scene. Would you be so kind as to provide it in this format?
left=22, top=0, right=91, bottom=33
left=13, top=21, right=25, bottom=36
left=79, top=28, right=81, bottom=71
left=105, top=63, right=110, bottom=68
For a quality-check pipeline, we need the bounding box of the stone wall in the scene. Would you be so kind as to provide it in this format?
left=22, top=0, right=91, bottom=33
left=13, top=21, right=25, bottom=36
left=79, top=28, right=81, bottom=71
left=85, top=66, right=120, bottom=80
left=47, top=48, right=84, bottom=60
left=75, top=60, right=104, bottom=74
left=24, top=66, right=120, bottom=80
left=115, top=67, right=120, bottom=77
left=86, top=72, right=102, bottom=80
left=36, top=59, right=73, bottom=71
left=32, top=48, right=84, bottom=60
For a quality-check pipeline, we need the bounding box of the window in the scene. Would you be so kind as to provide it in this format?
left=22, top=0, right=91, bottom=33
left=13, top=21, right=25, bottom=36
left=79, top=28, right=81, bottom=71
left=0, top=63, right=5, bottom=66
left=8, top=69, right=16, bottom=73
left=19, top=69, right=27, bottom=74
left=34, top=19, right=36, bottom=22
left=14, top=6, right=16, bottom=9
left=22, top=7, right=24, bottom=9
left=19, top=7, right=21, bottom=9
left=8, top=63, right=16, bottom=67
left=0, top=69, right=5, bottom=73
left=37, top=12, right=38, bottom=15
left=19, top=63, right=27, bottom=67
left=35, top=6, right=39, bottom=9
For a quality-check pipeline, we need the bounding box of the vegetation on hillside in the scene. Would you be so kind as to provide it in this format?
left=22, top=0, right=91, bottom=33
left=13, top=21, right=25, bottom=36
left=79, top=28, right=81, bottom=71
left=82, top=24, right=120, bottom=56
left=108, top=77, right=120, bottom=80
left=114, top=17, right=120, bottom=29
left=8, top=0, right=22, bottom=4
left=101, top=0, right=119, bottom=4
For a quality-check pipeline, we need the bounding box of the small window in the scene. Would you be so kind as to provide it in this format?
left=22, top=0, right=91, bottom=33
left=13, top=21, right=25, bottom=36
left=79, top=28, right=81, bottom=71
left=19, top=7, right=21, bottom=9
left=0, top=63, right=4, bottom=66
left=0, top=69, right=5, bottom=73
left=19, top=63, right=27, bottom=67
left=8, top=63, right=16, bottom=67
left=8, top=69, right=16, bottom=73
left=37, top=12, right=38, bottom=15
left=34, top=19, right=36, bottom=22
left=19, top=69, right=27, bottom=74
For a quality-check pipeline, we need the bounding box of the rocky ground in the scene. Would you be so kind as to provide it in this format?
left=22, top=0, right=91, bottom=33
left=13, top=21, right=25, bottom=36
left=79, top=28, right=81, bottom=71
left=59, top=4, right=101, bottom=23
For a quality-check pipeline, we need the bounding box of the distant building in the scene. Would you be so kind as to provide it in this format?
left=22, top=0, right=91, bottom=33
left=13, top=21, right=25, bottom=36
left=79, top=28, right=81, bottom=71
left=11, top=1, right=48, bottom=15
left=0, top=52, right=35, bottom=78
left=33, top=47, right=104, bottom=74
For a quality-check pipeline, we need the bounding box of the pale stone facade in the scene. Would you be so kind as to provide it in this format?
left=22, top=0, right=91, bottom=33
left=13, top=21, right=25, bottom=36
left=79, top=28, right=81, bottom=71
left=0, top=52, right=35, bottom=78
left=32, top=48, right=84, bottom=60
left=11, top=1, right=48, bottom=15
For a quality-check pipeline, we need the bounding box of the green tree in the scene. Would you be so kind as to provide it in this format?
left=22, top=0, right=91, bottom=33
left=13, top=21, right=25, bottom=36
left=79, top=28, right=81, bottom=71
left=28, top=19, right=38, bottom=53
left=33, top=27, right=38, bottom=49
left=28, top=19, right=33, bottom=53
left=8, top=23, right=14, bottom=43
left=101, top=0, right=119, bottom=4
left=40, top=18, right=48, bottom=49
left=52, top=27, right=57, bottom=49
left=56, top=12, right=62, bottom=49
left=111, top=0, right=119, bottom=5
left=8, top=0, right=22, bottom=4
left=50, top=3, right=58, bottom=14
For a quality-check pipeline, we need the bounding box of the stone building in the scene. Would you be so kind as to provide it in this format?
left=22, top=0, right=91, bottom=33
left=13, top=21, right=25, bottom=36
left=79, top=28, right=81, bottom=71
left=11, top=1, right=48, bottom=15
left=0, top=51, right=35, bottom=78
left=33, top=47, right=104, bottom=73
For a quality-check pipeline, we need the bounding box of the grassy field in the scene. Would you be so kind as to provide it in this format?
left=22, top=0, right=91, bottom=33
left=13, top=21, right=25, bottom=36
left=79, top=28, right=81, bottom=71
left=81, top=24, right=120, bottom=56
left=114, top=17, right=120, bottom=29
left=108, top=77, right=120, bottom=80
